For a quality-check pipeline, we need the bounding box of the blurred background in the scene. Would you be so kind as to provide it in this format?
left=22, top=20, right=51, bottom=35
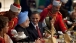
left=0, top=0, right=53, bottom=11
left=0, top=0, right=74, bottom=12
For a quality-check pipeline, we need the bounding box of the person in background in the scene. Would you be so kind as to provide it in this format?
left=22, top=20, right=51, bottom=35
left=65, top=4, right=76, bottom=31
left=72, top=3, right=76, bottom=12
left=65, top=0, right=72, bottom=11
left=0, top=16, right=13, bottom=43
left=60, top=0, right=70, bottom=20
left=39, top=0, right=67, bottom=33
left=27, top=11, right=45, bottom=43
left=0, top=0, right=21, bottom=42
left=66, top=11, right=76, bottom=30
left=20, top=0, right=32, bottom=17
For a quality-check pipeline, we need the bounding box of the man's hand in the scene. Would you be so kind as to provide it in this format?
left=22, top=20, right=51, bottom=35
left=35, top=38, right=41, bottom=43
left=44, top=32, right=51, bottom=38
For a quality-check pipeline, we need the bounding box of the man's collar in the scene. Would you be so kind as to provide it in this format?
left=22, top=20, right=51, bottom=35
left=31, top=22, right=38, bottom=28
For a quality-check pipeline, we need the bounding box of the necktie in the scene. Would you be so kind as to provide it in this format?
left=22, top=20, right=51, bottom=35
left=36, top=26, right=45, bottom=43
left=36, top=26, right=42, bottom=38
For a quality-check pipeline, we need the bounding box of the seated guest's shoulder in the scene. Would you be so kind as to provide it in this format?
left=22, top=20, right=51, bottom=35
left=15, top=25, right=23, bottom=32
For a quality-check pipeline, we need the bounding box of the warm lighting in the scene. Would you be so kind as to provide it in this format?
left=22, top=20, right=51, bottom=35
left=73, top=0, right=76, bottom=3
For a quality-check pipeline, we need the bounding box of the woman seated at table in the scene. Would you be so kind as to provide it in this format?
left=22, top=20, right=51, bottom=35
left=0, top=15, right=13, bottom=43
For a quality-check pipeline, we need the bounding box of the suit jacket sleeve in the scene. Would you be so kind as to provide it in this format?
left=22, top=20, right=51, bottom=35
left=58, top=13, right=67, bottom=33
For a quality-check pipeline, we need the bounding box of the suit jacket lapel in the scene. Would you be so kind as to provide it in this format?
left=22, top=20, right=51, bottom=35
left=29, top=22, right=43, bottom=37
left=29, top=23, right=39, bottom=36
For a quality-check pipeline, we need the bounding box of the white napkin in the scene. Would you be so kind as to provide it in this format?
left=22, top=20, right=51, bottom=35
left=11, top=29, right=18, bottom=37
left=58, top=31, right=63, bottom=35
left=11, top=29, right=28, bottom=40
left=17, top=32, right=27, bottom=39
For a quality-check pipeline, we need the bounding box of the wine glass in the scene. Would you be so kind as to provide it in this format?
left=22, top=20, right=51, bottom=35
left=59, top=35, right=64, bottom=43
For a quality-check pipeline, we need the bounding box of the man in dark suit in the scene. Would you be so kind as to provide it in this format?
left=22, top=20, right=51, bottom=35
left=60, top=0, right=70, bottom=19
left=27, top=11, right=45, bottom=42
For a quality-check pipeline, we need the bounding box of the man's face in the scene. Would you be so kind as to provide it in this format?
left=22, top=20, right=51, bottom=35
left=31, top=14, right=40, bottom=25
left=51, top=6, right=60, bottom=14
left=22, top=18, right=30, bottom=27
left=12, top=12, right=19, bottom=18
left=71, top=12, right=76, bottom=20
left=3, top=22, right=9, bottom=33
left=9, top=11, right=19, bottom=19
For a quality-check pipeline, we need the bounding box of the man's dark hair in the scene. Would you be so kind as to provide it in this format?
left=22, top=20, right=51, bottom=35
left=30, top=11, right=40, bottom=17
left=31, top=11, right=40, bottom=15
left=0, top=15, right=9, bottom=31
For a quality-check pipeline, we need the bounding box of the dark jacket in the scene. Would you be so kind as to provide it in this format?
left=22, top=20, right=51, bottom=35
left=15, top=25, right=30, bottom=42
left=27, top=22, right=44, bottom=41
left=60, top=5, right=70, bottom=18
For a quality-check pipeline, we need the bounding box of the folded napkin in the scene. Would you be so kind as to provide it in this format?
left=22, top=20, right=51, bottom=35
left=58, top=31, right=63, bottom=35
left=11, top=29, right=27, bottom=40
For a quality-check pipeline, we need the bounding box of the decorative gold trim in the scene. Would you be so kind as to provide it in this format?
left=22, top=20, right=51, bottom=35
left=58, top=11, right=62, bottom=15
left=9, top=21, right=14, bottom=29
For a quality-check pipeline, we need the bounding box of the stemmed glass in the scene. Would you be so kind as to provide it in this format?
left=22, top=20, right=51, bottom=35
left=59, top=35, right=64, bottom=43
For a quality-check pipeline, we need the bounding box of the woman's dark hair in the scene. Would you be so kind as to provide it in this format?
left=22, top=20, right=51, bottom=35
left=0, top=15, right=9, bottom=31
